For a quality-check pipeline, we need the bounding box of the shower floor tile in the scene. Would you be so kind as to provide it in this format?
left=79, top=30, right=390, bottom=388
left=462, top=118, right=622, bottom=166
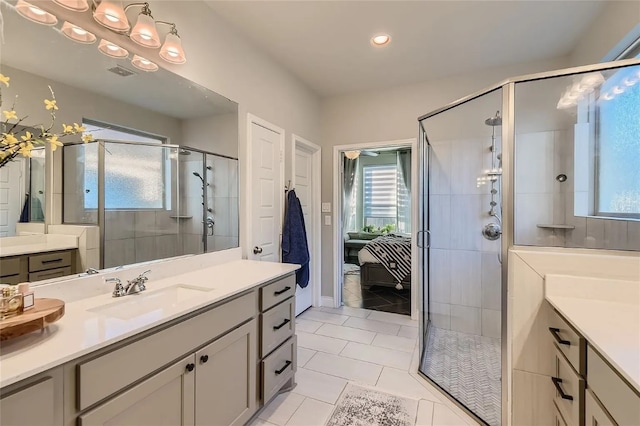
left=420, top=326, right=501, bottom=425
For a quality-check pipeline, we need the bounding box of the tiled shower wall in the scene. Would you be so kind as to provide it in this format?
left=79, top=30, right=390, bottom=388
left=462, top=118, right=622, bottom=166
left=515, top=128, right=640, bottom=251
left=428, top=137, right=502, bottom=339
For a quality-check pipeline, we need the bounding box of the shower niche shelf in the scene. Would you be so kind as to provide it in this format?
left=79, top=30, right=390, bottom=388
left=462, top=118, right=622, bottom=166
left=536, top=224, right=575, bottom=230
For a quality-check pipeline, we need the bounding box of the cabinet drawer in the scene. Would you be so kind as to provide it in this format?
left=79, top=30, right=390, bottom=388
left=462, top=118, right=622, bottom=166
left=29, top=267, right=71, bottom=282
left=262, top=335, right=296, bottom=403
left=0, top=257, right=22, bottom=277
left=585, top=389, right=615, bottom=426
left=553, top=344, right=584, bottom=426
left=29, top=251, right=71, bottom=272
left=261, top=299, right=294, bottom=357
left=1, top=273, right=28, bottom=285
left=587, top=345, right=640, bottom=426
left=549, top=309, right=586, bottom=376
left=553, top=401, right=568, bottom=426
left=260, top=274, right=295, bottom=311
left=78, top=291, right=256, bottom=410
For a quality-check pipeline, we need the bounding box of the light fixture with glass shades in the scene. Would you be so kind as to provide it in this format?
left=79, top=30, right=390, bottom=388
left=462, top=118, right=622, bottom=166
left=61, top=21, right=96, bottom=44
left=12, top=0, right=188, bottom=66
left=98, top=39, right=129, bottom=58
left=15, top=0, right=58, bottom=25
left=131, top=55, right=158, bottom=72
left=93, top=0, right=129, bottom=31
left=91, top=1, right=186, bottom=63
left=52, top=0, right=89, bottom=12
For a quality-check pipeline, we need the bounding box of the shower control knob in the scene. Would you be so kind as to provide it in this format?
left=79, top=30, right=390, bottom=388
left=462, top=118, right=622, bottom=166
left=491, top=189, right=498, bottom=194
left=482, top=223, right=502, bottom=241
left=490, top=201, right=497, bottom=206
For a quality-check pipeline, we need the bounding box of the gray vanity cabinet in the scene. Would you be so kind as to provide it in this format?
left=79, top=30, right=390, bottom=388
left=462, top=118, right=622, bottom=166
left=195, top=319, right=257, bottom=426
left=79, top=354, right=196, bottom=426
left=0, top=368, right=63, bottom=426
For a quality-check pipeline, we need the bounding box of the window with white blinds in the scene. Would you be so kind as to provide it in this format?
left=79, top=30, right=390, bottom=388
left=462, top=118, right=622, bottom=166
left=363, top=164, right=411, bottom=230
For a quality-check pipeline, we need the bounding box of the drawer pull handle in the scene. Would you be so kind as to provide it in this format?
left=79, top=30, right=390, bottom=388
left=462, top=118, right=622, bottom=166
left=273, top=319, right=290, bottom=330
left=200, top=355, right=209, bottom=364
left=186, top=363, right=195, bottom=373
left=549, top=327, right=571, bottom=346
left=275, top=360, right=292, bottom=375
left=274, top=286, right=291, bottom=296
left=42, top=258, right=63, bottom=264
left=551, top=377, right=573, bottom=401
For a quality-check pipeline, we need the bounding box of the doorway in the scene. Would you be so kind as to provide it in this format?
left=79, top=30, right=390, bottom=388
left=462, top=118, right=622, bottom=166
left=333, top=139, right=418, bottom=318
left=291, top=135, right=321, bottom=315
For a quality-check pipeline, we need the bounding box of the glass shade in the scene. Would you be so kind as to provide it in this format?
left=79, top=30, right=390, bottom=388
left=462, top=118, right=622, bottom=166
left=160, top=33, right=186, bottom=64
left=15, top=0, right=58, bottom=26
left=130, top=13, right=161, bottom=48
left=131, top=55, right=159, bottom=72
left=52, top=0, right=89, bottom=11
left=61, top=22, right=96, bottom=44
left=98, top=39, right=129, bottom=58
left=93, top=0, right=129, bottom=32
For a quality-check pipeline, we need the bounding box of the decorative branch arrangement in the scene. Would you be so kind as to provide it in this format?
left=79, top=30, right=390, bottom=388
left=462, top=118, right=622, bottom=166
left=0, top=73, right=94, bottom=168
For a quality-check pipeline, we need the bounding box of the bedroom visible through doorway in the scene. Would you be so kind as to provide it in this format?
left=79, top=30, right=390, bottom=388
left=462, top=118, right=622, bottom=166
left=339, top=144, right=413, bottom=316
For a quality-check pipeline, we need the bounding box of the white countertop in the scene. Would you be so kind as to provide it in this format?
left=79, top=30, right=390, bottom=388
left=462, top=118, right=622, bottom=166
left=0, top=259, right=298, bottom=388
left=545, top=274, right=640, bottom=392
left=0, top=234, right=78, bottom=258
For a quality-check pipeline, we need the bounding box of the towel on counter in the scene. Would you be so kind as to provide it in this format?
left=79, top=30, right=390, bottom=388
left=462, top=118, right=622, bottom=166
left=282, top=189, right=310, bottom=288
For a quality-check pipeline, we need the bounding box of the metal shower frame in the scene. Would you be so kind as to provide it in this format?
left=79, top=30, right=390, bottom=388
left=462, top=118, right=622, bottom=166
left=416, top=57, right=640, bottom=426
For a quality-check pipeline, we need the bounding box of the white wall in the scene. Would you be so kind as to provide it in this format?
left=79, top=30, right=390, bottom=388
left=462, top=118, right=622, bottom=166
left=569, top=0, right=640, bottom=65
left=319, top=56, right=570, bottom=298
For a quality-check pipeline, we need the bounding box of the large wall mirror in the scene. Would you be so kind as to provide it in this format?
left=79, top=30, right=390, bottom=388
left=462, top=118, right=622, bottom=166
left=0, top=0, right=239, bottom=276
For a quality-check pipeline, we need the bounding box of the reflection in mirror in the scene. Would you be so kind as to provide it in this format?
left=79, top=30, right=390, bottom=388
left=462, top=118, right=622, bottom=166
left=514, top=63, right=640, bottom=250
left=0, top=0, right=239, bottom=279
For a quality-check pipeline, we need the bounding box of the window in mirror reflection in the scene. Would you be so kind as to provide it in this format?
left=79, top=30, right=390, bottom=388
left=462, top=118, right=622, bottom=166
left=596, top=65, right=640, bottom=218
left=83, top=121, right=167, bottom=210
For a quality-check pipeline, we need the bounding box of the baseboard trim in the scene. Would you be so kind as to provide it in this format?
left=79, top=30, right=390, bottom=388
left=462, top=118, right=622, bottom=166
left=321, top=296, right=335, bottom=308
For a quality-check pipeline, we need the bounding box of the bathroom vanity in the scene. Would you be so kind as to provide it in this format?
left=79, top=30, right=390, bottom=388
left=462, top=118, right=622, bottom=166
left=0, top=257, right=298, bottom=426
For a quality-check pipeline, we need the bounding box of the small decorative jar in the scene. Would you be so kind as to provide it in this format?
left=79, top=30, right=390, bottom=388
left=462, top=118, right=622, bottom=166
left=0, top=287, right=24, bottom=320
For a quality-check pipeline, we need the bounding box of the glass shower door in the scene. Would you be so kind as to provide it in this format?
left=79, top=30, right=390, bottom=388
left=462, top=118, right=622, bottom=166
left=418, top=89, right=503, bottom=425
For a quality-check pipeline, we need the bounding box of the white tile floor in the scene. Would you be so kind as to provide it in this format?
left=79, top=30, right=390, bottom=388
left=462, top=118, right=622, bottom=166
left=250, top=307, right=479, bottom=426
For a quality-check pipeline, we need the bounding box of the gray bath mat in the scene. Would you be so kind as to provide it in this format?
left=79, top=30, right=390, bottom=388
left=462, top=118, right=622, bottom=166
left=326, top=383, right=418, bottom=426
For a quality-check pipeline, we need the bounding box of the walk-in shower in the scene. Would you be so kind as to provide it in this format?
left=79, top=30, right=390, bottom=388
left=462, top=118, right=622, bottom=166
left=418, top=58, right=640, bottom=425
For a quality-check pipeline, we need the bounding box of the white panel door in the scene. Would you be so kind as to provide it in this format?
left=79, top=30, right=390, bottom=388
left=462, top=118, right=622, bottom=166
left=294, top=146, right=313, bottom=315
left=0, top=160, right=24, bottom=237
left=250, top=122, right=282, bottom=262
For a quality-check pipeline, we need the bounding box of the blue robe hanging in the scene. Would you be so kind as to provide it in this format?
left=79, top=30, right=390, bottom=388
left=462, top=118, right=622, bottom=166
left=282, top=190, right=310, bottom=288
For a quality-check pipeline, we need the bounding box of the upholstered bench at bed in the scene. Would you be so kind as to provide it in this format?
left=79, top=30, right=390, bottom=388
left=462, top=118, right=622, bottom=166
left=344, top=232, right=381, bottom=263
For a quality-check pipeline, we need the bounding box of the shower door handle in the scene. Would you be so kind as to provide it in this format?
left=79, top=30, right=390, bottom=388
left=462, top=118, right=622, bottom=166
left=416, top=230, right=430, bottom=249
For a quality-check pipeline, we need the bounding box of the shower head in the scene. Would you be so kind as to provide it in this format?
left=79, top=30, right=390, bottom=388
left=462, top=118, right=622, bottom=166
left=485, top=111, right=502, bottom=126
left=179, top=149, right=191, bottom=156
left=192, top=171, right=202, bottom=178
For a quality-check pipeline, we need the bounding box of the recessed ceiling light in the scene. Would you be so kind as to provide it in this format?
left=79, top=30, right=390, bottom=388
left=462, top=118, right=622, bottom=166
left=371, top=34, right=391, bottom=46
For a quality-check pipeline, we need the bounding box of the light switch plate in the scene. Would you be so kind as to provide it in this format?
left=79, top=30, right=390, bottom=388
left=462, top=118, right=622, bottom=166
left=324, top=215, right=331, bottom=226
left=321, top=202, right=331, bottom=213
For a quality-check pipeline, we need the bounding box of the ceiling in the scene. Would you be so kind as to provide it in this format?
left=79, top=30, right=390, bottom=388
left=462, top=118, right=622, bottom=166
left=206, top=0, right=607, bottom=97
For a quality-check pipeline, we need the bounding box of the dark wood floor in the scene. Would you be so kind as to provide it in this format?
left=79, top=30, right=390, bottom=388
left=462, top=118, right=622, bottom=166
left=342, top=266, right=411, bottom=316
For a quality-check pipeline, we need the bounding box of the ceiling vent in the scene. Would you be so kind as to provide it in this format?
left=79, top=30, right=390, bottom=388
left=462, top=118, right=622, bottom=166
left=107, top=65, right=137, bottom=77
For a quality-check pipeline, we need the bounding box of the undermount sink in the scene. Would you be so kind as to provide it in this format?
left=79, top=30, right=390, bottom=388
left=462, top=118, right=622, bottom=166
left=87, top=284, right=213, bottom=320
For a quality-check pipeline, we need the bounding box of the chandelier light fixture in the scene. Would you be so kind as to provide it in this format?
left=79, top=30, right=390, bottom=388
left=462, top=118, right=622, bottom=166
left=61, top=21, right=97, bottom=43
left=13, top=0, right=187, bottom=70
left=15, top=0, right=58, bottom=25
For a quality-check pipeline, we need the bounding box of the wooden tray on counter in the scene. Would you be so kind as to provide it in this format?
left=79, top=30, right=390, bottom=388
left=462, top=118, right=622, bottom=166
left=0, top=298, right=65, bottom=341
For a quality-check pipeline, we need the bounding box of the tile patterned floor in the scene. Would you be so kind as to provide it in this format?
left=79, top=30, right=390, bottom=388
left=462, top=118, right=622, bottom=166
left=250, top=307, right=479, bottom=426
left=342, top=266, right=412, bottom=316
left=420, top=327, right=501, bottom=426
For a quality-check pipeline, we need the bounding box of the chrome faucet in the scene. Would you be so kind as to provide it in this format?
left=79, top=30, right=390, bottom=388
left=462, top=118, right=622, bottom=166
left=107, top=277, right=126, bottom=298
left=124, top=270, right=151, bottom=295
